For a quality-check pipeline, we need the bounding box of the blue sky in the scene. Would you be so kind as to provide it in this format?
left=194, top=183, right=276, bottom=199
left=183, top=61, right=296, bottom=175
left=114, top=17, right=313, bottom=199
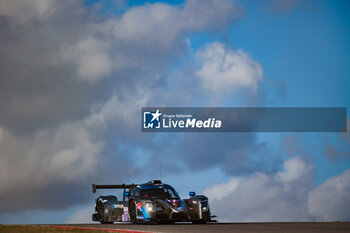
left=85, top=0, right=350, bottom=221
left=131, top=0, right=350, bottom=184
left=0, top=0, right=349, bottom=224
left=231, top=0, right=350, bottom=184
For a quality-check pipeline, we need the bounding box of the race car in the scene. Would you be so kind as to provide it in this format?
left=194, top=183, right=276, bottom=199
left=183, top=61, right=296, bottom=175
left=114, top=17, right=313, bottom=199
left=92, top=180, right=216, bottom=224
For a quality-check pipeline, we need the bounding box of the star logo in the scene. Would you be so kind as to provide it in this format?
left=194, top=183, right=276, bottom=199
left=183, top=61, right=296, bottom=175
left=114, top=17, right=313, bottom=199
left=151, top=109, right=162, bottom=122
left=143, top=109, right=162, bottom=129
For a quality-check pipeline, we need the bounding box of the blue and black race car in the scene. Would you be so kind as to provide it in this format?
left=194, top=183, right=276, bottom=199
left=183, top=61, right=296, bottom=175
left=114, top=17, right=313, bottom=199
left=92, top=180, right=216, bottom=224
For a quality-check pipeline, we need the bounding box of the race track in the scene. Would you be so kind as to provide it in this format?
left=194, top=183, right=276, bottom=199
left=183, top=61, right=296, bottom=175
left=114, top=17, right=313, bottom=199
left=58, top=222, right=350, bottom=233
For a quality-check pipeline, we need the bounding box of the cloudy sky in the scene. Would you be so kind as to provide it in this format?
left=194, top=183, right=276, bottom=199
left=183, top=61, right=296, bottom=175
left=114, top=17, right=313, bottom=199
left=0, top=0, right=349, bottom=224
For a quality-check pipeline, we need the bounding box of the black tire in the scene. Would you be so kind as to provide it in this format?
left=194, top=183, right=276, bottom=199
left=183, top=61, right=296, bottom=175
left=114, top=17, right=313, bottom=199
left=129, top=200, right=137, bottom=224
left=191, top=220, right=206, bottom=224
left=100, top=221, right=113, bottom=224
left=96, top=202, right=105, bottom=224
left=158, top=220, right=174, bottom=224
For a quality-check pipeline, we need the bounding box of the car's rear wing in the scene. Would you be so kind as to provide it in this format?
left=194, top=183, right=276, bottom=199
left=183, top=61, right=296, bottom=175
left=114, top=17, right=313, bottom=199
left=92, top=184, right=138, bottom=202
left=92, top=184, right=138, bottom=193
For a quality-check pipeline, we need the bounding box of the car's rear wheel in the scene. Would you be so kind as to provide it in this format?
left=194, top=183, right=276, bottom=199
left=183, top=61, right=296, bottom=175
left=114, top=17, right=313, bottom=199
left=159, top=220, right=174, bottom=224
left=129, top=201, right=137, bottom=224
left=96, top=202, right=105, bottom=224
left=100, top=221, right=114, bottom=224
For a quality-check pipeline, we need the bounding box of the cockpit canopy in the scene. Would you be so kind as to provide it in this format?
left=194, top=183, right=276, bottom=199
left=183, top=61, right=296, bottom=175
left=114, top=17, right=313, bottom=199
left=131, top=184, right=180, bottom=199
left=98, top=195, right=118, bottom=204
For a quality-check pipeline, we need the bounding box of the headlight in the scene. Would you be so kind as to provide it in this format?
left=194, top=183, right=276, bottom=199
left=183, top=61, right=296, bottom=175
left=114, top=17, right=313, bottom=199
left=145, top=202, right=153, bottom=207
left=145, top=202, right=154, bottom=211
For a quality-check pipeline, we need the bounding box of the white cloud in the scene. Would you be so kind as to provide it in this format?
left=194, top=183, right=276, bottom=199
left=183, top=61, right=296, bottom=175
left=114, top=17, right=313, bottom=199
left=0, top=85, right=151, bottom=211
left=204, top=178, right=241, bottom=201
left=57, top=0, right=243, bottom=83
left=0, top=0, right=58, bottom=23
left=0, top=0, right=246, bottom=214
left=0, top=121, right=103, bottom=195
left=58, top=36, right=114, bottom=83
left=277, top=156, right=312, bottom=182
left=204, top=157, right=313, bottom=222
left=195, top=42, right=263, bottom=94
left=85, top=87, right=151, bottom=134
left=109, top=0, right=240, bottom=49
left=75, top=38, right=113, bottom=83
left=308, top=169, right=350, bottom=221
left=112, top=3, right=180, bottom=49
left=182, top=0, right=242, bottom=31
left=204, top=157, right=350, bottom=222
left=66, top=206, right=94, bottom=224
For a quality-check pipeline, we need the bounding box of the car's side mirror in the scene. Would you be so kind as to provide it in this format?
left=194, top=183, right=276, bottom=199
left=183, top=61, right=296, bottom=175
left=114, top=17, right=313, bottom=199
left=123, top=191, right=130, bottom=197
left=189, top=191, right=196, bottom=197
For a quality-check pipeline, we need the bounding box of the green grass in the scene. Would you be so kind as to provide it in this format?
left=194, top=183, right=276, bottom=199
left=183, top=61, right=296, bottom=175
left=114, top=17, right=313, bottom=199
left=0, top=225, right=106, bottom=233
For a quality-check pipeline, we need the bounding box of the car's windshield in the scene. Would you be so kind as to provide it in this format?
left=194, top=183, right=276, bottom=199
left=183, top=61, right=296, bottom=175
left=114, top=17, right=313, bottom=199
left=140, top=186, right=179, bottom=199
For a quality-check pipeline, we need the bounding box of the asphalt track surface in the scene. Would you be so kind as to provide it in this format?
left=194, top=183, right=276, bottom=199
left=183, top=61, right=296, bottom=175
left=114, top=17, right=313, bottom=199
left=59, top=222, right=350, bottom=233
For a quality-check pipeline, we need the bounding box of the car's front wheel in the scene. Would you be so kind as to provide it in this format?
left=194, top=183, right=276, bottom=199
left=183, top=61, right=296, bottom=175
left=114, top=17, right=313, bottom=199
left=191, top=220, right=206, bottom=224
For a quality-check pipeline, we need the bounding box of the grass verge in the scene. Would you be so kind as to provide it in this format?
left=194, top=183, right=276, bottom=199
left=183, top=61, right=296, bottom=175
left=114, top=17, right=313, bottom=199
left=0, top=225, right=111, bottom=233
